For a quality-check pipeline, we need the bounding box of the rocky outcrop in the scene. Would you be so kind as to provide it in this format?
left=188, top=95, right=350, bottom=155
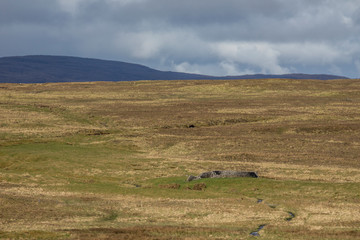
left=187, top=170, right=258, bottom=181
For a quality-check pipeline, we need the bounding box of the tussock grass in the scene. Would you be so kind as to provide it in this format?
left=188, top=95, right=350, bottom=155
left=1, top=79, right=360, bottom=239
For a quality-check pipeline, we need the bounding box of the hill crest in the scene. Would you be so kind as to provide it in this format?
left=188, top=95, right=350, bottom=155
left=0, top=55, right=349, bottom=83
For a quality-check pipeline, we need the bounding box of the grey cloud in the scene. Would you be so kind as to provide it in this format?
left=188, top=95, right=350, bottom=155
left=195, top=2, right=358, bottom=42
left=0, top=0, right=359, bottom=77
left=71, top=0, right=359, bottom=44
left=75, top=0, right=296, bottom=26
left=0, top=0, right=69, bottom=25
left=352, top=7, right=360, bottom=26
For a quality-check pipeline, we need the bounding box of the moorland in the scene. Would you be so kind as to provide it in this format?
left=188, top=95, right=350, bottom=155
left=0, top=79, right=359, bottom=239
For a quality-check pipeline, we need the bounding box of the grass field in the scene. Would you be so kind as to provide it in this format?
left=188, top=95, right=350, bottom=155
left=0, top=79, right=359, bottom=239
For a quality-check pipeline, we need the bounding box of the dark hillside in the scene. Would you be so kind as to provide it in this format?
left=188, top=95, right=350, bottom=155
left=223, top=73, right=349, bottom=80
left=0, top=55, right=212, bottom=83
left=0, top=55, right=349, bottom=83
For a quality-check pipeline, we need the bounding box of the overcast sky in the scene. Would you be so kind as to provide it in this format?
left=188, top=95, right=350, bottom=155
left=1, top=0, right=360, bottom=78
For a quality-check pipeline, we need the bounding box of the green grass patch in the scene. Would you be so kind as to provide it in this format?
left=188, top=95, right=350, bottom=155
left=100, top=210, right=119, bottom=221
left=143, top=176, right=360, bottom=206
left=0, top=140, right=141, bottom=185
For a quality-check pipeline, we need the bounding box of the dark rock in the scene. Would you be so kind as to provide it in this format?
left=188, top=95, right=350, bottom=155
left=286, top=212, right=295, bottom=221
left=187, top=175, right=200, bottom=181
left=250, top=224, right=266, bottom=237
left=199, top=171, right=215, bottom=178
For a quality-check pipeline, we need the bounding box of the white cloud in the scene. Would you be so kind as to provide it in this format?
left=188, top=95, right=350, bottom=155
left=277, top=42, right=343, bottom=65
left=126, top=32, right=163, bottom=59
left=213, top=41, right=289, bottom=74
left=219, top=61, right=254, bottom=76
left=57, top=0, right=83, bottom=14
left=173, top=62, right=200, bottom=74
left=172, top=61, right=253, bottom=76
left=219, top=62, right=240, bottom=76
left=355, top=61, right=360, bottom=75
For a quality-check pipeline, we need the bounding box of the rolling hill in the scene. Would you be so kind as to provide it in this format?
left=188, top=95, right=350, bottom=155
left=0, top=55, right=349, bottom=83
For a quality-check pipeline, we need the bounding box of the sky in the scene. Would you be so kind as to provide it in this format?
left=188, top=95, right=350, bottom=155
left=1, top=0, right=360, bottom=78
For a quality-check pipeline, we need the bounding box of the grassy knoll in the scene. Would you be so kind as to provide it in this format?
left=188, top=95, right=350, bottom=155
left=0, top=79, right=360, bottom=239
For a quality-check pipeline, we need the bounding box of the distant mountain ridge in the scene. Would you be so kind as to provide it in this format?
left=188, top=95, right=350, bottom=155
left=0, top=55, right=349, bottom=83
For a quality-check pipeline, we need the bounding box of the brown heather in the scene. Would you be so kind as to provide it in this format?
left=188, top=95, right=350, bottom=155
left=0, top=79, right=359, bottom=239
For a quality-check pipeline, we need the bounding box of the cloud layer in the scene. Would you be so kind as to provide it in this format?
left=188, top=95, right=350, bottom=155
left=1, top=0, right=359, bottom=77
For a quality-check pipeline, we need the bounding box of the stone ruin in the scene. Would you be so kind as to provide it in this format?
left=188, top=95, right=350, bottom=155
left=187, top=170, right=258, bottom=182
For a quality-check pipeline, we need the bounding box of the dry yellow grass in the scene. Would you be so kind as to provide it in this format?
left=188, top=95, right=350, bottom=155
left=0, top=79, right=360, bottom=239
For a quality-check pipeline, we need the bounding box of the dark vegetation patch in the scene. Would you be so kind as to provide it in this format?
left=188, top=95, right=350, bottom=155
left=159, top=183, right=181, bottom=189
left=100, top=210, right=119, bottom=221
left=269, top=226, right=360, bottom=239
left=191, top=183, right=207, bottom=191
left=0, top=192, right=77, bottom=221
left=181, top=117, right=260, bottom=129
left=219, top=153, right=259, bottom=162
left=296, top=123, right=360, bottom=134
left=79, top=129, right=111, bottom=136
left=63, top=226, right=243, bottom=240
left=0, top=230, right=68, bottom=240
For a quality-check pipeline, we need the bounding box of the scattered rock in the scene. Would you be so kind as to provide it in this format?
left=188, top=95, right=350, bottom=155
left=250, top=224, right=266, bottom=237
left=286, top=212, right=295, bottom=221
left=187, top=175, right=200, bottom=181
left=187, top=170, right=258, bottom=181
